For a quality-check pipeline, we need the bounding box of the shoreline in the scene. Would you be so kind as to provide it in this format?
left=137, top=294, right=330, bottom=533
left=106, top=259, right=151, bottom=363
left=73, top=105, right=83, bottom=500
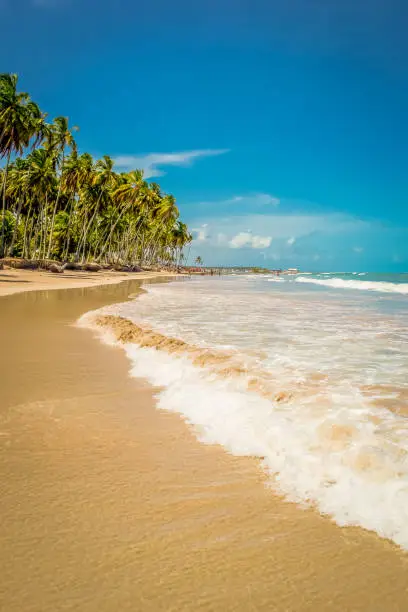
left=1, top=278, right=408, bottom=610
left=0, top=266, right=178, bottom=297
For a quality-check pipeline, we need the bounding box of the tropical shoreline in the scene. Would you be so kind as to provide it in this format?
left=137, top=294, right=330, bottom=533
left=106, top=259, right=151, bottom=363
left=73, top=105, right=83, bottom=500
left=1, top=277, right=408, bottom=610
left=0, top=265, right=177, bottom=297
left=1, top=74, right=192, bottom=269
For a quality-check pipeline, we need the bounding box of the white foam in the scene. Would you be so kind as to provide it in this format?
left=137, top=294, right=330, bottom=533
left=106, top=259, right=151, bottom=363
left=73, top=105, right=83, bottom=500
left=78, top=276, right=408, bottom=550
left=120, top=342, right=408, bottom=550
left=296, top=276, right=408, bottom=294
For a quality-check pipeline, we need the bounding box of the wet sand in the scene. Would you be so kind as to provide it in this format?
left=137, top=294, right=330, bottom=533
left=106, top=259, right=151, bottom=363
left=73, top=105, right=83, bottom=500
left=0, top=280, right=407, bottom=611
left=0, top=267, right=175, bottom=297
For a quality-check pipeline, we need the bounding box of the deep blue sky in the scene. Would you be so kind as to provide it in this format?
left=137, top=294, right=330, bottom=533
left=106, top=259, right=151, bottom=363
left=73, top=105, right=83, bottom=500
left=3, top=0, right=408, bottom=270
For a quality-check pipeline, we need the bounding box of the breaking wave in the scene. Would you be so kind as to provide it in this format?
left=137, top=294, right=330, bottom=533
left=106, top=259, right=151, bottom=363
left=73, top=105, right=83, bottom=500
left=79, top=292, right=408, bottom=550
left=296, top=276, right=408, bottom=294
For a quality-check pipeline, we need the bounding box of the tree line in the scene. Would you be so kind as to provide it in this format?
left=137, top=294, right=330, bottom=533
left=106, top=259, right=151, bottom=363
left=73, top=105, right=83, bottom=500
left=0, top=73, right=192, bottom=267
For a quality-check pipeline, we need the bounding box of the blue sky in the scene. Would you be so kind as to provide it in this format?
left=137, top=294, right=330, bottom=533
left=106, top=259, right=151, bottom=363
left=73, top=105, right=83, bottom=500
left=3, top=0, right=408, bottom=270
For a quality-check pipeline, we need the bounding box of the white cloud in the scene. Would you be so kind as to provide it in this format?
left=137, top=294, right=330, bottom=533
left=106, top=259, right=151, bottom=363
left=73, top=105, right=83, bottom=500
left=229, top=232, right=272, bottom=249
left=217, top=233, right=228, bottom=245
left=353, top=246, right=364, bottom=253
left=251, top=235, right=273, bottom=249
left=186, top=206, right=408, bottom=268
left=192, top=213, right=368, bottom=247
left=113, top=149, right=229, bottom=178
left=192, top=224, right=208, bottom=242
left=186, top=211, right=372, bottom=267
left=219, top=193, right=280, bottom=208
left=229, top=232, right=252, bottom=248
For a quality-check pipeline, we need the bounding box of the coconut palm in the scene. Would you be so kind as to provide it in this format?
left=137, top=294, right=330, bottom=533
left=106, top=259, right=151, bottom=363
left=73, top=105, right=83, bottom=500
left=96, top=169, right=145, bottom=261
left=0, top=72, right=192, bottom=268
left=46, top=116, right=78, bottom=258
left=23, top=147, right=57, bottom=258
left=76, top=155, right=116, bottom=261
left=172, top=221, right=191, bottom=267
left=60, top=150, right=91, bottom=260
left=146, top=194, right=179, bottom=263
left=0, top=73, right=44, bottom=256
left=5, top=157, right=29, bottom=255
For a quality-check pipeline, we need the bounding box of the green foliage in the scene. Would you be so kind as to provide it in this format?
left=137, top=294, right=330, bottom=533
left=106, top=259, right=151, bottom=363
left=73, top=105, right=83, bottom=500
left=0, top=73, right=192, bottom=265
left=0, top=210, right=15, bottom=243
left=251, top=267, right=269, bottom=274
left=50, top=211, right=70, bottom=258
left=0, top=73, right=44, bottom=158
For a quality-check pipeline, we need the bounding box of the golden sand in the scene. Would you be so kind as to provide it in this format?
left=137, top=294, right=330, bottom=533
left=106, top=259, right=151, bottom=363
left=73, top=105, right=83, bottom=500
left=0, top=280, right=407, bottom=611
left=0, top=266, right=176, bottom=297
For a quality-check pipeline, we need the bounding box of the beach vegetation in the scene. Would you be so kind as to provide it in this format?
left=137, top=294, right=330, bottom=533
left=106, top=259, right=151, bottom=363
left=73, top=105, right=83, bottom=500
left=0, top=73, right=192, bottom=267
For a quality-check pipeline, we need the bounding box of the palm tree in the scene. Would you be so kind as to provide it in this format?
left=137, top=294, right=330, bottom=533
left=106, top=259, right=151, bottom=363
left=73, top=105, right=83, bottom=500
left=96, top=169, right=145, bottom=262
left=5, top=157, right=29, bottom=256
left=195, top=255, right=203, bottom=266
left=0, top=73, right=44, bottom=256
left=0, top=73, right=193, bottom=269
left=60, top=150, right=91, bottom=260
left=146, top=194, right=179, bottom=263
left=46, top=116, right=78, bottom=258
left=23, top=147, right=56, bottom=258
left=173, top=221, right=191, bottom=267
left=76, top=155, right=116, bottom=261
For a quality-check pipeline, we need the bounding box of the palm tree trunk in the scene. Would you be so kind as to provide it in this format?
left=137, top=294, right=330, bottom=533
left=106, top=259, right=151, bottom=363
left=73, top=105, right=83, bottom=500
left=143, top=216, right=173, bottom=264
left=32, top=211, right=42, bottom=259
left=22, top=200, right=34, bottom=259
left=40, top=193, right=49, bottom=260
left=46, top=152, right=64, bottom=259
left=140, top=233, right=148, bottom=264
left=185, top=244, right=192, bottom=266
left=96, top=201, right=132, bottom=262
left=76, top=190, right=103, bottom=262
left=0, top=151, right=12, bottom=258
left=24, top=201, right=38, bottom=259
left=7, top=197, right=24, bottom=256
left=61, top=195, right=75, bottom=261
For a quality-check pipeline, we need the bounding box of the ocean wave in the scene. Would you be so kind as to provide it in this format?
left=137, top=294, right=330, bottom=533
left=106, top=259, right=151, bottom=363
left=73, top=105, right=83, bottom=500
left=79, top=310, right=408, bottom=551
left=296, top=276, right=408, bottom=294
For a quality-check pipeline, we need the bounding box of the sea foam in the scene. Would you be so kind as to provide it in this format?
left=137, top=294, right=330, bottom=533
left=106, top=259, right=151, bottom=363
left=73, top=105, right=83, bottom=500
left=121, top=339, right=408, bottom=550
left=296, top=276, right=408, bottom=294
left=79, top=276, right=408, bottom=550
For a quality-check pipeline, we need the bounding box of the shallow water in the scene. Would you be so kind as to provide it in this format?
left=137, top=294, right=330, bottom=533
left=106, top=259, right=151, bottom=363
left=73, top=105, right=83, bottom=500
left=2, top=278, right=408, bottom=611
left=85, top=274, right=408, bottom=550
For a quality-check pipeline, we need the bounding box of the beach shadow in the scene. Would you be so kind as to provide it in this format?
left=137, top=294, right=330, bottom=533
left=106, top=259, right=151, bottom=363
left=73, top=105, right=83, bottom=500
left=0, top=278, right=30, bottom=283
left=57, top=273, right=101, bottom=280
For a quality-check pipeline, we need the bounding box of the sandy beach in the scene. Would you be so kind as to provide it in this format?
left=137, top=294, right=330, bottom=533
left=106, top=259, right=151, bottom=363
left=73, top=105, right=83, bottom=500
left=1, top=275, right=408, bottom=612
left=0, top=267, right=176, bottom=297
